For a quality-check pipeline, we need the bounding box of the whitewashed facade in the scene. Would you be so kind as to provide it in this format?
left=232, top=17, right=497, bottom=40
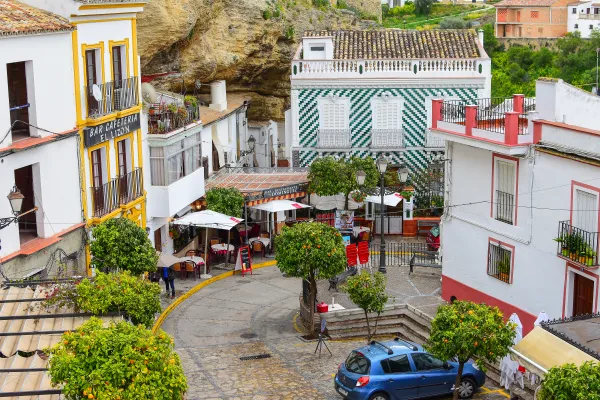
left=568, top=1, right=600, bottom=38
left=430, top=79, right=600, bottom=334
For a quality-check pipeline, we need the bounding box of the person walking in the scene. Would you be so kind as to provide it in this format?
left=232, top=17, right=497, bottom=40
left=162, top=264, right=176, bottom=299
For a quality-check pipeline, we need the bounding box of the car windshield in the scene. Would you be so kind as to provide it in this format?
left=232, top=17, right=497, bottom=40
left=345, top=351, right=370, bottom=375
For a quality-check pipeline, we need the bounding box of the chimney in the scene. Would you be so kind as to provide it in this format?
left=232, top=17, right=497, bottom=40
left=478, top=29, right=484, bottom=47
left=209, top=80, right=228, bottom=112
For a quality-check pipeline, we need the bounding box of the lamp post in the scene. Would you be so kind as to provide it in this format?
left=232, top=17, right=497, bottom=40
left=356, top=157, right=409, bottom=274
left=242, top=134, right=257, bottom=244
left=0, top=186, right=25, bottom=231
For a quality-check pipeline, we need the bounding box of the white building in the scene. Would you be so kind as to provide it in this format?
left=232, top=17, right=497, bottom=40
left=247, top=120, right=278, bottom=168
left=568, top=0, right=600, bottom=38
left=286, top=29, right=491, bottom=170
left=430, top=79, right=600, bottom=334
left=0, top=1, right=84, bottom=280
left=142, top=79, right=250, bottom=254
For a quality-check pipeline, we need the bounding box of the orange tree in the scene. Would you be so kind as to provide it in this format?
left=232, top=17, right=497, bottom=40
left=538, top=361, right=600, bottom=400
left=343, top=270, right=388, bottom=342
left=426, top=301, right=516, bottom=400
left=275, top=222, right=346, bottom=329
left=48, top=318, right=187, bottom=400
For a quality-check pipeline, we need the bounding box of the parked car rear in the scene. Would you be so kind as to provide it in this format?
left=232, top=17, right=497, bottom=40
left=426, top=225, right=440, bottom=251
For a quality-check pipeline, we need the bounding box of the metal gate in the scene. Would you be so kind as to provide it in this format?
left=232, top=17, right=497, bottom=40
left=364, top=242, right=429, bottom=269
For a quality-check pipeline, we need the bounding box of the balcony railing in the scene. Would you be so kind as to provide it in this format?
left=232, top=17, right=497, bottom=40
left=495, top=190, right=515, bottom=225
left=91, top=168, right=144, bottom=217
left=148, top=105, right=200, bottom=135
left=85, top=77, right=139, bottom=118
left=556, top=221, right=599, bottom=267
left=580, top=13, right=600, bottom=19
left=316, top=129, right=351, bottom=148
left=441, top=100, right=466, bottom=124
left=425, top=129, right=445, bottom=148
left=476, top=109, right=506, bottom=134
left=370, top=129, right=403, bottom=148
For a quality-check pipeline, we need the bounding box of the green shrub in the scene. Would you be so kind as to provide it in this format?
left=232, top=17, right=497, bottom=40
left=263, top=9, right=273, bottom=19
left=388, top=3, right=415, bottom=16
left=438, top=16, right=470, bottom=29
left=312, top=0, right=330, bottom=7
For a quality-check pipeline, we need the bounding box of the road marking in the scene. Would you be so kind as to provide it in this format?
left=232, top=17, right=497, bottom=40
left=489, top=389, right=511, bottom=398
left=292, top=312, right=304, bottom=334
left=480, top=386, right=492, bottom=393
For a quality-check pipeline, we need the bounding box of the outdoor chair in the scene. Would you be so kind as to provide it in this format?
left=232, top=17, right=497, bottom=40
left=251, top=240, right=266, bottom=258
left=173, top=263, right=186, bottom=280
left=249, top=224, right=261, bottom=238
left=210, top=238, right=220, bottom=246
left=184, top=261, right=196, bottom=280
left=260, top=232, right=270, bottom=239
left=359, top=232, right=370, bottom=242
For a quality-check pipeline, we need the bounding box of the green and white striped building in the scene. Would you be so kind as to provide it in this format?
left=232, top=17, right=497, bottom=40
left=285, top=29, right=491, bottom=170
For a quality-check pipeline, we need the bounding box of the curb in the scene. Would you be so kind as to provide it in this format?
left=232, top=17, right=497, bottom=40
left=152, top=260, right=277, bottom=333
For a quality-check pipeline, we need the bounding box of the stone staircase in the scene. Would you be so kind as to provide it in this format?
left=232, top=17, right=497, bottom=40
left=325, top=304, right=537, bottom=400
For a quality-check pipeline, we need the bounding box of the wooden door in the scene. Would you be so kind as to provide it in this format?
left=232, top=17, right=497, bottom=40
left=7, top=62, right=29, bottom=137
left=573, top=274, right=594, bottom=316
left=86, top=49, right=99, bottom=114
left=91, top=148, right=105, bottom=215
left=117, top=140, right=128, bottom=203
left=154, top=228, right=162, bottom=252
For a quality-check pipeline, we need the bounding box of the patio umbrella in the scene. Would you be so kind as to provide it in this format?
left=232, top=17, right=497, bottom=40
left=250, top=200, right=312, bottom=246
left=364, top=192, right=404, bottom=207
left=172, top=210, right=244, bottom=277
left=157, top=253, right=187, bottom=268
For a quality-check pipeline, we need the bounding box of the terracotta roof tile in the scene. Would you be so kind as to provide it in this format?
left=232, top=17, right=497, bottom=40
left=495, top=0, right=557, bottom=6
left=0, top=0, right=73, bottom=37
left=303, top=30, right=481, bottom=59
left=200, top=94, right=249, bottom=126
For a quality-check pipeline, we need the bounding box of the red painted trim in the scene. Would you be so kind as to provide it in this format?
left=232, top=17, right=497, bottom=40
left=488, top=237, right=516, bottom=284
left=561, top=262, right=600, bottom=317
left=491, top=154, right=520, bottom=226
left=513, top=94, right=524, bottom=114
left=533, top=120, right=543, bottom=144
left=441, top=275, right=537, bottom=334
left=536, top=119, right=600, bottom=138
left=504, top=112, right=519, bottom=145
left=432, top=128, right=531, bottom=148
left=465, top=105, right=477, bottom=136
left=570, top=180, right=600, bottom=231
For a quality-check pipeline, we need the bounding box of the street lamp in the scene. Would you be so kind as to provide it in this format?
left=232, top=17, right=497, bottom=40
left=247, top=135, right=256, bottom=152
left=0, top=186, right=25, bottom=231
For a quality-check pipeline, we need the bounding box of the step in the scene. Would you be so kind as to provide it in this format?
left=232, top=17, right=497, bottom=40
left=327, top=314, right=430, bottom=334
left=484, top=362, right=535, bottom=400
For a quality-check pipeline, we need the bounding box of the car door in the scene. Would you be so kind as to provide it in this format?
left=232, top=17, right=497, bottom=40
left=380, top=354, right=420, bottom=400
left=411, top=353, right=455, bottom=397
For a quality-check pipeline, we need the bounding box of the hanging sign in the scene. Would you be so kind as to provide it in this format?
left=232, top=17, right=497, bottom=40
left=335, top=210, right=354, bottom=232
left=236, top=245, right=252, bottom=276
left=262, top=184, right=302, bottom=199
left=83, top=113, right=141, bottom=148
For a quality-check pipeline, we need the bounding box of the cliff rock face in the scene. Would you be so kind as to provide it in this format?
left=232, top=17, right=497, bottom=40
left=137, top=0, right=379, bottom=120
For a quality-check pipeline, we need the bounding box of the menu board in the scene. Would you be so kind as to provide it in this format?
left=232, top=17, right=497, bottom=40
left=335, top=210, right=354, bottom=232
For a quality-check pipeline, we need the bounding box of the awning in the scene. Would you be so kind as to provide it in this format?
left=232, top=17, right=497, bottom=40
left=172, top=209, right=243, bottom=230
left=247, top=192, right=306, bottom=207
left=510, top=326, right=596, bottom=376
left=250, top=199, right=311, bottom=213
left=364, top=193, right=404, bottom=207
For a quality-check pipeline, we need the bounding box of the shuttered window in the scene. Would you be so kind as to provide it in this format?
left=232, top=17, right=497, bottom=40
left=574, top=190, right=598, bottom=233
left=319, top=99, right=349, bottom=130
left=373, top=101, right=401, bottom=130
left=497, top=161, right=515, bottom=195
left=495, top=159, right=516, bottom=225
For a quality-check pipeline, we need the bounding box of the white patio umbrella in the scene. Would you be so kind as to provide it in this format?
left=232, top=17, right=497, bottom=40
left=172, top=210, right=244, bottom=277
left=364, top=192, right=404, bottom=207
left=250, top=200, right=312, bottom=248
left=305, top=193, right=362, bottom=210
left=157, top=253, right=187, bottom=268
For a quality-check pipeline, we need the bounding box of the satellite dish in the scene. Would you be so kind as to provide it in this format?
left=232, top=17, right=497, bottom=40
left=141, top=82, right=158, bottom=104
left=92, top=84, right=102, bottom=101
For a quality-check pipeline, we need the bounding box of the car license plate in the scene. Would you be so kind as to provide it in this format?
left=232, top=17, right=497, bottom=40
left=337, top=386, right=348, bottom=397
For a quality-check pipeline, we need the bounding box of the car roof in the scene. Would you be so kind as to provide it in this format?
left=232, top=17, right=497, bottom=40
left=354, top=339, right=424, bottom=361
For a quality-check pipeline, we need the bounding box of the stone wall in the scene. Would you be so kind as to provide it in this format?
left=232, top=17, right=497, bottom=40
left=497, top=37, right=561, bottom=50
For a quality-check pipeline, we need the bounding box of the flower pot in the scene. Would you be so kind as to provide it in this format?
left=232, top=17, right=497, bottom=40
left=579, top=256, right=587, bottom=264
left=562, top=249, right=569, bottom=257
left=587, top=258, right=594, bottom=266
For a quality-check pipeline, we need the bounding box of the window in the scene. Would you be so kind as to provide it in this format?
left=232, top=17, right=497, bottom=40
left=381, top=355, right=412, bottom=374
left=530, top=10, right=539, bottom=18
left=494, top=157, right=516, bottom=225
left=91, top=148, right=105, bottom=188
left=574, top=189, right=598, bottom=233
left=311, top=46, right=325, bottom=51
left=587, top=7, right=591, bottom=13
left=372, top=96, right=403, bottom=130
left=575, top=23, right=579, bottom=29
left=572, top=7, right=577, bottom=13
left=149, top=132, right=202, bottom=186
left=112, top=45, right=125, bottom=84
left=318, top=97, right=350, bottom=130
left=85, top=48, right=102, bottom=116
left=412, top=353, right=445, bottom=371
left=6, top=61, right=32, bottom=140
left=345, top=351, right=370, bottom=375
left=488, top=241, right=513, bottom=284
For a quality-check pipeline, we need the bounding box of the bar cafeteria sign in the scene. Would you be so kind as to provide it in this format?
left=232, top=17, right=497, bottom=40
left=84, top=113, right=141, bottom=148
left=262, top=184, right=302, bottom=199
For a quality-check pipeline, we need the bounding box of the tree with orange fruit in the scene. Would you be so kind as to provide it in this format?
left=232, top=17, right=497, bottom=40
left=275, top=222, right=346, bottom=330
left=48, top=318, right=187, bottom=400
left=426, top=301, right=516, bottom=400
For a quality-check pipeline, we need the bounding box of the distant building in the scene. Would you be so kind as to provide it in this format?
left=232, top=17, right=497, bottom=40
left=286, top=29, right=491, bottom=171
left=495, top=0, right=569, bottom=37
left=568, top=1, right=600, bottom=37
left=429, top=79, right=600, bottom=334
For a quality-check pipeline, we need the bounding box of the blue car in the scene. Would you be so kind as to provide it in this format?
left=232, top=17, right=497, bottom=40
left=334, top=338, right=486, bottom=400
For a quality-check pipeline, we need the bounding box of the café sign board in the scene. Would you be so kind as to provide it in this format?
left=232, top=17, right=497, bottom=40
left=262, top=184, right=302, bottom=199
left=83, top=113, right=141, bottom=148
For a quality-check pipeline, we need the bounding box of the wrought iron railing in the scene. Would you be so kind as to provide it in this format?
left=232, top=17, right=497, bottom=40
left=487, top=242, right=512, bottom=283
left=316, top=129, right=351, bottom=148
left=90, top=179, right=119, bottom=218
left=477, top=97, right=512, bottom=114
left=495, top=190, right=515, bottom=225
left=518, top=113, right=529, bottom=135
left=118, top=168, right=144, bottom=205
left=425, top=129, right=445, bottom=148
left=85, top=77, right=139, bottom=118
left=364, top=242, right=430, bottom=268
left=440, top=100, right=466, bottom=124
left=556, top=221, right=599, bottom=267
left=148, top=105, right=200, bottom=135
left=370, top=129, right=403, bottom=148
left=524, top=97, right=536, bottom=112
left=476, top=109, right=505, bottom=134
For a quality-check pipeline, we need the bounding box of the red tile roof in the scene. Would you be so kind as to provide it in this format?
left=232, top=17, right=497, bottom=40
left=0, top=129, right=78, bottom=157
left=495, top=0, right=557, bottom=6
left=206, top=169, right=309, bottom=195
left=0, top=0, right=73, bottom=37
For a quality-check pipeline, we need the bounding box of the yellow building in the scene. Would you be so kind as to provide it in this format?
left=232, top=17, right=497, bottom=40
left=22, top=0, right=148, bottom=274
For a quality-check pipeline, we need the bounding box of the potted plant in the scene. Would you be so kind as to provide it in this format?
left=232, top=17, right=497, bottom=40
left=585, top=246, right=596, bottom=266
left=496, top=254, right=511, bottom=282
left=350, top=190, right=366, bottom=203
left=184, top=95, right=199, bottom=109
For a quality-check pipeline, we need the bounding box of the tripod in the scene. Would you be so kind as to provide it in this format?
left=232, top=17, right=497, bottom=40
left=314, top=316, right=332, bottom=358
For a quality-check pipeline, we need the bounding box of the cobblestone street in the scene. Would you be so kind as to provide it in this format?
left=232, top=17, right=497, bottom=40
left=161, top=267, right=510, bottom=400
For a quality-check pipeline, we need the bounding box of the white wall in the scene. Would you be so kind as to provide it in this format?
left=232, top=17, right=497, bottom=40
left=0, top=33, right=76, bottom=147
left=568, top=2, right=600, bottom=38
left=148, top=167, right=205, bottom=219
left=536, top=79, right=600, bottom=130
left=0, top=136, right=82, bottom=257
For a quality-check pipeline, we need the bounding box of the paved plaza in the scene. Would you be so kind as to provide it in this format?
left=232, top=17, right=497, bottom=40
left=161, top=266, right=511, bottom=400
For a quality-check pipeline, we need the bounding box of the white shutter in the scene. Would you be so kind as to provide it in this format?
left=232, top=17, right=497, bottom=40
left=322, top=103, right=334, bottom=130
left=497, top=161, right=515, bottom=195
left=320, top=101, right=348, bottom=130
left=373, top=100, right=401, bottom=130
left=575, top=190, right=598, bottom=232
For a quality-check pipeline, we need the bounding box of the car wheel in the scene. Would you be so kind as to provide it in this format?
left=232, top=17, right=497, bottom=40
left=458, top=377, right=476, bottom=399
left=368, top=393, right=390, bottom=400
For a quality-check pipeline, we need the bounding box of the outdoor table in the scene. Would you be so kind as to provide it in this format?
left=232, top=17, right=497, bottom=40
left=249, top=237, right=271, bottom=248
left=184, top=256, right=205, bottom=279
left=211, top=244, right=234, bottom=254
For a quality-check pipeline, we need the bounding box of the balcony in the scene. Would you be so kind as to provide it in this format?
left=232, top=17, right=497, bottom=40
left=316, top=129, right=351, bottom=149
left=90, top=167, right=144, bottom=218
left=370, top=129, right=403, bottom=149
left=579, top=13, right=600, bottom=19
left=147, top=167, right=205, bottom=218
left=425, top=129, right=445, bottom=149
left=148, top=104, right=201, bottom=135
left=85, top=77, right=139, bottom=119
left=556, top=221, right=599, bottom=268
left=431, top=95, right=534, bottom=155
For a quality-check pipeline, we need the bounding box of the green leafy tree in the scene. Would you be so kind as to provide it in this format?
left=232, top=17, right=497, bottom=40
left=309, top=156, right=378, bottom=210
left=275, top=222, right=346, bottom=330
left=438, top=16, right=470, bottom=29
left=414, top=0, right=433, bottom=16
left=538, top=361, right=600, bottom=400
left=90, top=218, right=158, bottom=275
left=48, top=318, right=187, bottom=400
left=343, top=270, right=388, bottom=342
left=205, top=187, right=244, bottom=218
left=426, top=301, right=516, bottom=400
left=40, top=271, right=161, bottom=328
